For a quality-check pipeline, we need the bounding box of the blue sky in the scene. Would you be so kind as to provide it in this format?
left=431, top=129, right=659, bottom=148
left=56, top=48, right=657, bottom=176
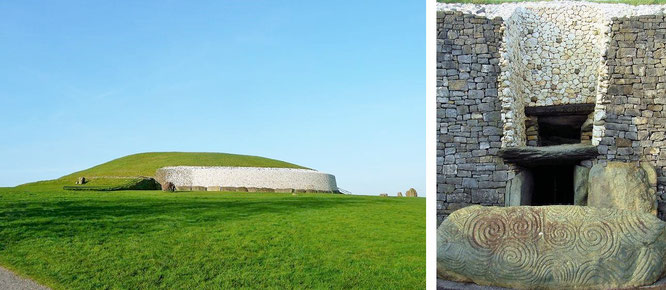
left=0, top=1, right=425, bottom=196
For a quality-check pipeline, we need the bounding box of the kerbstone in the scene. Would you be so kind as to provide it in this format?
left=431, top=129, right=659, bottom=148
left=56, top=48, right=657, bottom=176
left=438, top=205, right=666, bottom=289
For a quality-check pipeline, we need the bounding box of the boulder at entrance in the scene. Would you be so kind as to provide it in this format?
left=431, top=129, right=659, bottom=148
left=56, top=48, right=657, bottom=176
left=438, top=205, right=666, bottom=289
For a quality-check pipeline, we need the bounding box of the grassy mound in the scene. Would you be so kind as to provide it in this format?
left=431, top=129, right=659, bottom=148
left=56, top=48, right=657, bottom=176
left=0, top=186, right=425, bottom=289
left=18, top=152, right=307, bottom=189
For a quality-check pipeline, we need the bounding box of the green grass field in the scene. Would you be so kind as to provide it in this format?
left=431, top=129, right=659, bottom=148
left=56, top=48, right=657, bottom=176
left=0, top=153, right=424, bottom=289
left=438, top=0, right=666, bottom=5
left=0, top=187, right=424, bottom=289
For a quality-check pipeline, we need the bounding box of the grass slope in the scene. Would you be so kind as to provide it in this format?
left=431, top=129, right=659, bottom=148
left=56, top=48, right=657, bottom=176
left=0, top=186, right=425, bottom=289
left=19, top=152, right=307, bottom=188
left=438, top=0, right=666, bottom=5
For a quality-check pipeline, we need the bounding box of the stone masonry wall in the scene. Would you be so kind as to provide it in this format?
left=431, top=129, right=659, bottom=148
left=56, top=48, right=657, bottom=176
left=436, top=11, right=510, bottom=224
left=518, top=6, right=604, bottom=107
left=597, top=15, right=666, bottom=219
left=498, top=3, right=606, bottom=147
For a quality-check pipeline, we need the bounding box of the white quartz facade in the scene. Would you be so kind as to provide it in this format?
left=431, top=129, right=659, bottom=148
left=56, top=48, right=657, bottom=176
left=156, top=166, right=338, bottom=192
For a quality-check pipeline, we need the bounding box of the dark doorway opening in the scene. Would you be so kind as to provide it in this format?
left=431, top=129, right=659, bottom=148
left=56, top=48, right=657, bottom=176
left=531, top=165, right=574, bottom=205
left=537, top=115, right=588, bottom=146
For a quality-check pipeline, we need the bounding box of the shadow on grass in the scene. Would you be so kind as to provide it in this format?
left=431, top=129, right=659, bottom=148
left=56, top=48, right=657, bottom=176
left=0, top=194, right=396, bottom=244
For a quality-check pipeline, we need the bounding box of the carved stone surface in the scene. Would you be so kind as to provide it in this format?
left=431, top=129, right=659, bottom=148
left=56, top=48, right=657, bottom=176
left=437, top=205, right=666, bottom=289
left=588, top=162, right=657, bottom=215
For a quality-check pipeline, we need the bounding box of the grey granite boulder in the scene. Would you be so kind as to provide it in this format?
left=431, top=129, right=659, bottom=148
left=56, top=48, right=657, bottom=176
left=588, top=161, right=657, bottom=215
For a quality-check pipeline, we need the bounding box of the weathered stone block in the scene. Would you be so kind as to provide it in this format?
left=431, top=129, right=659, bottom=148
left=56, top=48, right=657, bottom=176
left=438, top=205, right=666, bottom=289
left=449, top=80, right=468, bottom=91
left=588, top=162, right=657, bottom=215
left=275, top=188, right=295, bottom=193
left=406, top=188, right=418, bottom=197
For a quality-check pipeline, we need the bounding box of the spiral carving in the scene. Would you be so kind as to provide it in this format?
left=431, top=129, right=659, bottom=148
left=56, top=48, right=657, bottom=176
left=437, top=205, right=666, bottom=289
left=576, top=221, right=615, bottom=258
left=544, top=221, right=576, bottom=248
left=492, top=240, right=538, bottom=282
left=466, top=213, right=507, bottom=250
left=506, top=208, right=542, bottom=241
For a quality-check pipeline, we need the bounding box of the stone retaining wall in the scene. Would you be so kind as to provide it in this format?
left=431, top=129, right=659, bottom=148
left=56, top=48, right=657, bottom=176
left=155, top=166, right=338, bottom=193
left=437, top=11, right=510, bottom=225
left=597, top=14, right=666, bottom=219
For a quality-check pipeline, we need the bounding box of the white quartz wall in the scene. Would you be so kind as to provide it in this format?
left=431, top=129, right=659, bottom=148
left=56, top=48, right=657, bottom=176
left=156, top=166, right=338, bottom=191
left=518, top=5, right=603, bottom=106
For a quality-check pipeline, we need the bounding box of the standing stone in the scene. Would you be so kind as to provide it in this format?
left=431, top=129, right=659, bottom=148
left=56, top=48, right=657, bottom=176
left=406, top=188, right=418, bottom=197
left=162, top=182, right=176, bottom=192
left=76, top=177, right=86, bottom=185
left=588, top=162, right=657, bottom=215
left=573, top=165, right=589, bottom=206
left=379, top=193, right=389, bottom=197
left=397, top=192, right=403, bottom=197
left=505, top=171, right=533, bottom=206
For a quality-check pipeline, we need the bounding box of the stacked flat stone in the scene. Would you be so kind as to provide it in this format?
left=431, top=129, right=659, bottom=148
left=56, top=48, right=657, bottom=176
left=597, top=14, right=666, bottom=219
left=437, top=10, right=510, bottom=225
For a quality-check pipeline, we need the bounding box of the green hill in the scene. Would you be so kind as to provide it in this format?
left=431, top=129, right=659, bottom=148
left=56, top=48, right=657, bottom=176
left=18, top=152, right=307, bottom=188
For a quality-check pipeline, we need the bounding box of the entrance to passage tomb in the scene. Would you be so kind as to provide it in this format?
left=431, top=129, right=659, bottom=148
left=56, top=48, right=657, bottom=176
left=502, top=104, right=597, bottom=206
left=505, top=162, right=580, bottom=206
left=532, top=165, right=575, bottom=205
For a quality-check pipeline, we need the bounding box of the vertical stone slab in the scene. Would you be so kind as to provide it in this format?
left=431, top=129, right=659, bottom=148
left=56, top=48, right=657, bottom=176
left=505, top=171, right=533, bottom=206
left=574, top=165, right=589, bottom=205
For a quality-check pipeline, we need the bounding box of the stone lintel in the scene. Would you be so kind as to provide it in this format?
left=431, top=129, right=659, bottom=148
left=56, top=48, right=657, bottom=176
left=499, top=144, right=598, bottom=166
left=525, top=104, right=596, bottom=116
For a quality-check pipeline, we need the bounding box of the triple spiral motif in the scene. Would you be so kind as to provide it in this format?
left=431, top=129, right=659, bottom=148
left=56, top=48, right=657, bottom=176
left=438, top=205, right=666, bottom=288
